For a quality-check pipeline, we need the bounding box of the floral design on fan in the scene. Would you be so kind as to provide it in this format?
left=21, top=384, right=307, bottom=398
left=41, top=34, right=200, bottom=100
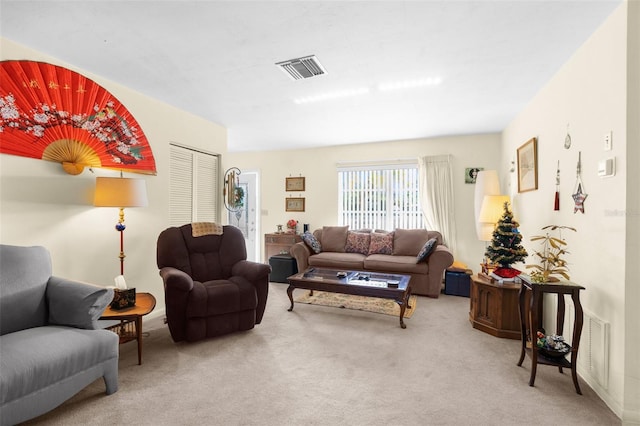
left=0, top=94, right=145, bottom=165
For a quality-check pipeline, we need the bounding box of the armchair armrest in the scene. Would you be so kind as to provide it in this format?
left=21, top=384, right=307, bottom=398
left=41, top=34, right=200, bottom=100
left=231, top=260, right=271, bottom=325
left=159, top=267, right=194, bottom=292
left=46, top=277, right=114, bottom=330
left=290, top=241, right=311, bottom=272
left=231, top=260, right=271, bottom=282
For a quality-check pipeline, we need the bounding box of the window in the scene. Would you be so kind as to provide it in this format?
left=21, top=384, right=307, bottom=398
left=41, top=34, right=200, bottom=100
left=338, top=162, right=424, bottom=230
left=169, top=144, right=220, bottom=227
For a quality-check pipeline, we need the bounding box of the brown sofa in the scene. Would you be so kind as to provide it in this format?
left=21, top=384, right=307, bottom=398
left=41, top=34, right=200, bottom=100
left=290, top=227, right=454, bottom=298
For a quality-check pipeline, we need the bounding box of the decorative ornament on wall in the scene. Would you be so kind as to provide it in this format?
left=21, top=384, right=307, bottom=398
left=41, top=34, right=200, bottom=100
left=572, top=151, right=587, bottom=213
left=0, top=60, right=156, bottom=175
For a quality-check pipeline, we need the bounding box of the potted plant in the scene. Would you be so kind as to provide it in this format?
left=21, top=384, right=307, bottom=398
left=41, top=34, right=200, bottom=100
left=526, top=225, right=576, bottom=283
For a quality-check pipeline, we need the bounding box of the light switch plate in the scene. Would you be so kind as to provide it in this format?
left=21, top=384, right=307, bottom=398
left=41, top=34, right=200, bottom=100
left=604, top=132, right=612, bottom=151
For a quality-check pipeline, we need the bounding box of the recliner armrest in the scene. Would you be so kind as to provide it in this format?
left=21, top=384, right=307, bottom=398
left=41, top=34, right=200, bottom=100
left=159, top=267, right=194, bottom=292
left=46, top=277, right=114, bottom=330
left=231, top=260, right=271, bottom=281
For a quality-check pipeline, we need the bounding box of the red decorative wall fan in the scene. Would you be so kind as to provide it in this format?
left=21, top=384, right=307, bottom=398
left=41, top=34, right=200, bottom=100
left=0, top=60, right=156, bottom=175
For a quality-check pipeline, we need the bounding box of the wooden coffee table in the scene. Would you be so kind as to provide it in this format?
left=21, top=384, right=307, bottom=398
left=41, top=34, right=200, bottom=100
left=287, top=268, right=412, bottom=328
left=100, top=292, right=156, bottom=365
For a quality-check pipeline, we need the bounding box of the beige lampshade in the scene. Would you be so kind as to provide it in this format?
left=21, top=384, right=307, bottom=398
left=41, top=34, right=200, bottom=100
left=478, top=195, right=511, bottom=241
left=94, top=177, right=148, bottom=208
left=474, top=170, right=500, bottom=240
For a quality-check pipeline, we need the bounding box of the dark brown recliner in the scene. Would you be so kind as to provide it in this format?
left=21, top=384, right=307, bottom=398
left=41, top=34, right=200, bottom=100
left=156, top=224, right=271, bottom=342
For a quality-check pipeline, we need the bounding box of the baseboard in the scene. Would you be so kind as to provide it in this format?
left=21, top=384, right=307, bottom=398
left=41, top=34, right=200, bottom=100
left=578, top=369, right=624, bottom=421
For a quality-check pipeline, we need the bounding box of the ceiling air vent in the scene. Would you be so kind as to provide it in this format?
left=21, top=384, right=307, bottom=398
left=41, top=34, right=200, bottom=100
left=276, top=55, right=326, bottom=80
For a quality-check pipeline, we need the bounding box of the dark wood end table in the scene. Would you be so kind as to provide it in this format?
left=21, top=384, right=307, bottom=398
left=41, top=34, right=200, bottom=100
left=517, top=280, right=585, bottom=394
left=100, top=292, right=156, bottom=365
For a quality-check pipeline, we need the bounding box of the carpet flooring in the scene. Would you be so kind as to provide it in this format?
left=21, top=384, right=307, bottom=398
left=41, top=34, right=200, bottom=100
left=22, top=283, right=621, bottom=425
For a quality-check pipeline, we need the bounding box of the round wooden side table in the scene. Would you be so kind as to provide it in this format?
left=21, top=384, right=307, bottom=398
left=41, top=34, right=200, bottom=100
left=100, top=292, right=156, bottom=365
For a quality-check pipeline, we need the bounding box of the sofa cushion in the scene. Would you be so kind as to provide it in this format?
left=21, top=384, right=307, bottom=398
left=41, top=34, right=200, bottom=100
left=365, top=254, right=429, bottom=274
left=368, top=232, right=394, bottom=255
left=47, top=278, right=114, bottom=330
left=345, top=231, right=370, bottom=255
left=321, top=226, right=349, bottom=253
left=0, top=326, right=118, bottom=406
left=302, top=231, right=322, bottom=254
left=308, top=252, right=365, bottom=270
left=393, top=228, right=431, bottom=256
left=0, top=245, right=52, bottom=335
left=416, top=238, right=438, bottom=263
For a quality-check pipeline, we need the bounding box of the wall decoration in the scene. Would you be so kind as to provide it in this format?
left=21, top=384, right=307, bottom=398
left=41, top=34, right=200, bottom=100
left=572, top=151, right=587, bottom=214
left=285, top=197, right=305, bottom=212
left=554, top=161, right=560, bottom=211
left=517, top=137, right=538, bottom=193
left=286, top=176, right=305, bottom=191
left=0, top=60, right=156, bottom=175
left=465, top=167, right=483, bottom=184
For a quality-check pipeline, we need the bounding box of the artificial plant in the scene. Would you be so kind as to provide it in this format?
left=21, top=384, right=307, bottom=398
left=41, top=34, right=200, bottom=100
left=526, top=225, right=576, bottom=282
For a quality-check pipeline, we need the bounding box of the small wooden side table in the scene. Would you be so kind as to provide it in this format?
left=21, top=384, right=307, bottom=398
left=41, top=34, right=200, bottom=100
left=469, top=274, right=521, bottom=339
left=517, top=280, right=585, bottom=394
left=100, top=292, right=156, bottom=365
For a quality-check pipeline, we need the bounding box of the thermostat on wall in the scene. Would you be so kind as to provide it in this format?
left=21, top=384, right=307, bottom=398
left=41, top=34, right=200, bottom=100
left=598, top=158, right=615, bottom=177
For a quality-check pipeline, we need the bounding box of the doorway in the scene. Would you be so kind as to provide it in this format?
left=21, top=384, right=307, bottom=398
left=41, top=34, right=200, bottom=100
left=228, top=170, right=259, bottom=261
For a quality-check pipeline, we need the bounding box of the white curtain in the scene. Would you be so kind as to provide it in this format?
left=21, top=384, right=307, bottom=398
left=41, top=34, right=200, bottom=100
left=418, top=155, right=457, bottom=257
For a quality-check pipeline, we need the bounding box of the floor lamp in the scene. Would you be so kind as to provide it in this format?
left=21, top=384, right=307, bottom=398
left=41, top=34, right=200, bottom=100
left=94, top=175, right=148, bottom=276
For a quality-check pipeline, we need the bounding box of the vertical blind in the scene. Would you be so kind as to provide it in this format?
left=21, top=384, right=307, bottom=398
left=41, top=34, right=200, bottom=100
left=169, top=144, right=219, bottom=227
left=338, top=163, right=424, bottom=230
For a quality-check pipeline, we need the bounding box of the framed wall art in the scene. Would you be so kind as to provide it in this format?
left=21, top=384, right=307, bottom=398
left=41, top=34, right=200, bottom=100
left=286, top=177, right=305, bottom=191
left=465, top=167, right=483, bottom=184
left=517, top=137, right=538, bottom=193
left=285, top=197, right=305, bottom=212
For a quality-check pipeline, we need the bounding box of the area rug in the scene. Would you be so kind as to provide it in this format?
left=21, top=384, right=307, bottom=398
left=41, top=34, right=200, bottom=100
left=294, top=291, right=417, bottom=318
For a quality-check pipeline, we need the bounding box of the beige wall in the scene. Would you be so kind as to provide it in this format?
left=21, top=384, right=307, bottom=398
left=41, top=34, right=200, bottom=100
left=502, top=3, right=637, bottom=422
left=624, top=0, right=640, bottom=422
left=226, top=133, right=501, bottom=269
left=0, top=38, right=228, bottom=314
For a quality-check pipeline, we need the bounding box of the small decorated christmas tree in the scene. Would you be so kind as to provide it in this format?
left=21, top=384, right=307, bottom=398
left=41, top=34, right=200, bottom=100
left=484, top=202, right=528, bottom=278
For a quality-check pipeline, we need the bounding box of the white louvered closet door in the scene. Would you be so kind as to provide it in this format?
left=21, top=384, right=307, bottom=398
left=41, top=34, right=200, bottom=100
left=169, top=144, right=220, bottom=227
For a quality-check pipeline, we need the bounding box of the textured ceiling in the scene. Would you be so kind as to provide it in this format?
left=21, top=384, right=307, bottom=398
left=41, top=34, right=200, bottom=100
left=0, top=1, right=621, bottom=152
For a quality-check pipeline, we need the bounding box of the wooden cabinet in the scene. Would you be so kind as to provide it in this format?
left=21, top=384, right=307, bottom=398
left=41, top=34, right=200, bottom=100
left=469, top=274, right=521, bottom=339
left=264, top=233, right=302, bottom=262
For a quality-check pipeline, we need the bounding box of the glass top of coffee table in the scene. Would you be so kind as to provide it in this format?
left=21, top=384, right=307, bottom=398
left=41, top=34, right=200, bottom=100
left=298, top=268, right=409, bottom=290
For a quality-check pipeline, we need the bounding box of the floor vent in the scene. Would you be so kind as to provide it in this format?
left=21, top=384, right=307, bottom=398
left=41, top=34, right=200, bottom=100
left=276, top=55, right=326, bottom=80
left=578, top=310, right=610, bottom=389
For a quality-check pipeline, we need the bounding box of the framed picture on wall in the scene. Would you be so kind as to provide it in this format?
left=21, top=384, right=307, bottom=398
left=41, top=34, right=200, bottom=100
left=285, top=197, right=305, bottom=212
left=465, top=167, right=483, bottom=184
left=286, top=177, right=305, bottom=191
left=517, top=137, right=538, bottom=193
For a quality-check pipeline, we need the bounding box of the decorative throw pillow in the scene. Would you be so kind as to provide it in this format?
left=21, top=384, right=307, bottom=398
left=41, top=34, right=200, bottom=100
left=368, top=231, right=394, bottom=255
left=302, top=231, right=322, bottom=254
left=416, top=238, right=438, bottom=263
left=321, top=226, right=349, bottom=252
left=393, top=228, right=431, bottom=256
left=345, top=231, right=371, bottom=255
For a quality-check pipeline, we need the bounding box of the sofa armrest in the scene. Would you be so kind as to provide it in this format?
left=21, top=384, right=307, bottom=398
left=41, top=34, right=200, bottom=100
left=46, top=277, right=114, bottom=330
left=426, top=245, right=455, bottom=275
left=290, top=241, right=311, bottom=272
